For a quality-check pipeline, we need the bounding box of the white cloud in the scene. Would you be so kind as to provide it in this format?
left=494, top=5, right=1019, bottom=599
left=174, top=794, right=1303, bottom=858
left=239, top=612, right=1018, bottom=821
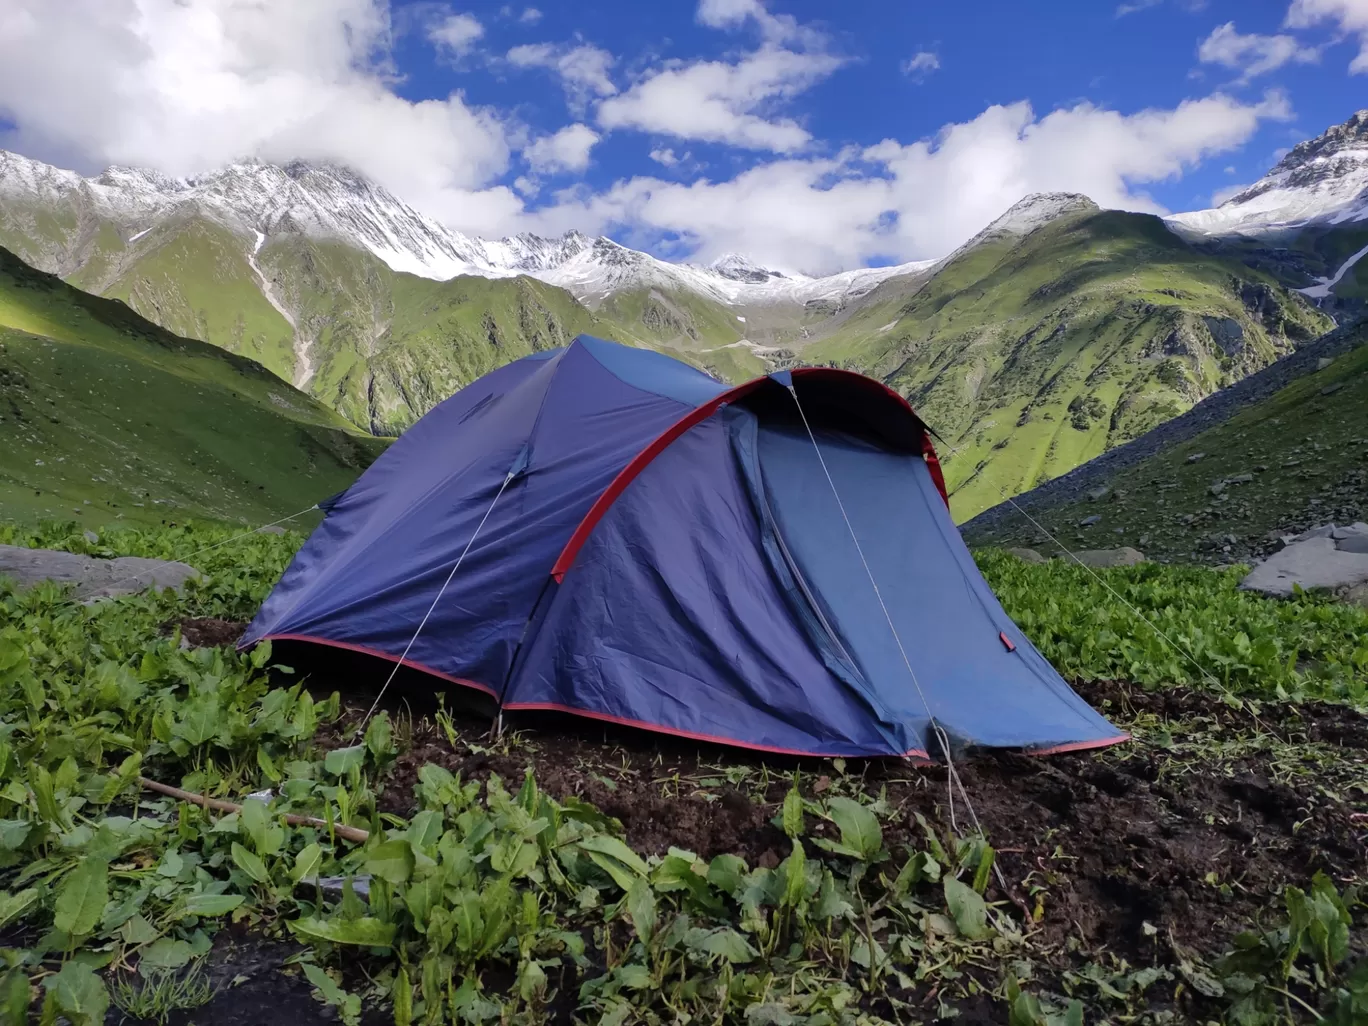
left=519, top=7, right=543, bottom=24
left=539, top=90, right=1294, bottom=272
left=650, top=147, right=680, bottom=166
left=0, top=0, right=524, bottom=235
left=901, top=51, right=940, bottom=81
left=1285, top=0, right=1368, bottom=72
left=506, top=42, right=617, bottom=113
left=523, top=123, right=599, bottom=172
left=598, top=46, right=841, bottom=152
left=695, top=0, right=820, bottom=46
left=428, top=11, right=483, bottom=57
left=1198, top=22, right=1318, bottom=79
left=1116, top=0, right=1163, bottom=17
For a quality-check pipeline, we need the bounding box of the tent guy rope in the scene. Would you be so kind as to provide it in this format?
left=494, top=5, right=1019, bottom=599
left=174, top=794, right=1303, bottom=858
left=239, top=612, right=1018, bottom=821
left=357, top=468, right=519, bottom=730
left=784, top=384, right=1009, bottom=894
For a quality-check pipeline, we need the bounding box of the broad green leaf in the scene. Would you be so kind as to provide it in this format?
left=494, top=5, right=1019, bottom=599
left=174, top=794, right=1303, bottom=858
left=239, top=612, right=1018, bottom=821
left=0, top=820, right=31, bottom=851
left=707, top=854, right=747, bottom=896
left=256, top=747, right=282, bottom=783
left=181, top=893, right=245, bottom=917
left=626, top=877, right=657, bottom=944
left=325, top=745, right=366, bottom=777
left=1, top=970, right=28, bottom=1026
left=303, top=963, right=348, bottom=1006
left=288, top=916, right=397, bottom=948
left=291, top=842, right=323, bottom=885
left=364, top=713, right=394, bottom=759
left=239, top=797, right=269, bottom=850
left=365, top=839, right=415, bottom=884
left=139, top=937, right=193, bottom=971
left=943, top=876, right=990, bottom=940
left=781, top=782, right=803, bottom=839
left=119, top=913, right=160, bottom=945
left=174, top=699, right=218, bottom=746
left=825, top=797, right=882, bottom=861
left=693, top=927, right=757, bottom=964
left=781, top=840, right=807, bottom=909
left=54, top=859, right=108, bottom=937
left=392, top=966, right=413, bottom=1026
left=41, top=959, right=108, bottom=1026
left=0, top=887, right=38, bottom=928
left=575, top=834, right=651, bottom=877
left=231, top=841, right=270, bottom=885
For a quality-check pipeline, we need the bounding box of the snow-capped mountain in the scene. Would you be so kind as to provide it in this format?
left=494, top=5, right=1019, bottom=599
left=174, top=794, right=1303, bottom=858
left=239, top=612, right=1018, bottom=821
left=0, top=149, right=933, bottom=310
left=1167, top=109, right=1368, bottom=238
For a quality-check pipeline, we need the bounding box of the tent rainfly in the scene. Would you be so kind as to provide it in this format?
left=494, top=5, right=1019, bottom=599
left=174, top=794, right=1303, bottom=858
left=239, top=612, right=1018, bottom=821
left=241, top=335, right=1127, bottom=759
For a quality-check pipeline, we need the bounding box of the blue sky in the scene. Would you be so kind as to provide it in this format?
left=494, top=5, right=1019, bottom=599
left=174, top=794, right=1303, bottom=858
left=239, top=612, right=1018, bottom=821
left=0, top=0, right=1364, bottom=271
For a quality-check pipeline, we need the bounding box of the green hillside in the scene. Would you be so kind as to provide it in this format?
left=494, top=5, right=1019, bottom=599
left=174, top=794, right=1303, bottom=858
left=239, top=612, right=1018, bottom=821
left=964, top=321, right=1368, bottom=562
left=809, top=207, right=1333, bottom=519
left=0, top=245, right=386, bottom=527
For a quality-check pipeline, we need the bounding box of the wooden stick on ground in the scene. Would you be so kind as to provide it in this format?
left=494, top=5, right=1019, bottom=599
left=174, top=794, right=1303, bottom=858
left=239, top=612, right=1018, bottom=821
left=139, top=776, right=370, bottom=844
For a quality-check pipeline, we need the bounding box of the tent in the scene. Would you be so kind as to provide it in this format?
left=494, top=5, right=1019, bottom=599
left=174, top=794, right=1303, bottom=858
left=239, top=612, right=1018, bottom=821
left=242, top=335, right=1126, bottom=759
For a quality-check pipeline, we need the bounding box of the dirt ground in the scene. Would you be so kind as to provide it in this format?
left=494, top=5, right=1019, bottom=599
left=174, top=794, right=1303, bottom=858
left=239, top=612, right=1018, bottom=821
left=134, top=623, right=1368, bottom=1025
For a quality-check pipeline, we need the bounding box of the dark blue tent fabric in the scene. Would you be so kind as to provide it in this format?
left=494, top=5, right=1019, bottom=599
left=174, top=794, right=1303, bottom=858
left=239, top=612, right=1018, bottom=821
left=745, top=421, right=1122, bottom=753
left=244, top=335, right=1126, bottom=757
left=503, top=408, right=903, bottom=756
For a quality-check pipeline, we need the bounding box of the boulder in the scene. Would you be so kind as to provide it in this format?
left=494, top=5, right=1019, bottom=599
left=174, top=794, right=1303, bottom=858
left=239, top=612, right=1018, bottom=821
left=1079, top=514, right=1102, bottom=527
left=1005, top=547, right=1047, bottom=564
left=1086, top=485, right=1111, bottom=502
left=256, top=525, right=287, bottom=536
left=1343, top=583, right=1368, bottom=610
left=0, top=544, right=202, bottom=601
left=1070, top=547, right=1147, bottom=568
left=1240, top=537, right=1368, bottom=598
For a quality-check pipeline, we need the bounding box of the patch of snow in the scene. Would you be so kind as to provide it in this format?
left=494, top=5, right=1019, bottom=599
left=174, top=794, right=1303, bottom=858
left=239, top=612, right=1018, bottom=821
left=736, top=315, right=746, bottom=323
left=127, top=226, right=153, bottom=243
left=1298, top=241, right=1368, bottom=299
left=878, top=320, right=899, bottom=332
left=1168, top=110, right=1368, bottom=238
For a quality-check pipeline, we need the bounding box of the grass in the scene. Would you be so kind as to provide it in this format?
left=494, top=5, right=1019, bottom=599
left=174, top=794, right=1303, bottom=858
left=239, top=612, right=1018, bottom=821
left=807, top=209, right=1333, bottom=521
left=964, top=325, right=1368, bottom=563
left=0, top=245, right=387, bottom=528
left=0, top=519, right=1364, bottom=1024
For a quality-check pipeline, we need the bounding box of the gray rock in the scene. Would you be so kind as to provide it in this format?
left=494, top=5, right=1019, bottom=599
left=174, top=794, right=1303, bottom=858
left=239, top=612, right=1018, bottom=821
left=82, top=530, right=99, bottom=545
left=1331, top=522, right=1368, bottom=540
left=1086, top=485, right=1111, bottom=502
left=1293, top=524, right=1336, bottom=543
left=1336, top=535, right=1368, bottom=554
left=1240, top=537, right=1368, bottom=598
left=1225, top=473, right=1254, bottom=485
left=1079, top=514, right=1102, bottom=527
left=1321, top=382, right=1346, bottom=396
left=1071, top=547, right=1147, bottom=568
left=1209, top=481, right=1226, bottom=496
left=256, top=525, right=287, bottom=536
left=1186, top=453, right=1206, bottom=464
left=1318, top=357, right=1334, bottom=371
left=0, top=544, right=202, bottom=600
left=1343, top=583, right=1368, bottom=610
left=1005, top=547, right=1047, bottom=564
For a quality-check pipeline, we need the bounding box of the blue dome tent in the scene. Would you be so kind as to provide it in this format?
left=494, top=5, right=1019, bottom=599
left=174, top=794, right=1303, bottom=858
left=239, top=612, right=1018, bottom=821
left=241, top=336, right=1126, bottom=759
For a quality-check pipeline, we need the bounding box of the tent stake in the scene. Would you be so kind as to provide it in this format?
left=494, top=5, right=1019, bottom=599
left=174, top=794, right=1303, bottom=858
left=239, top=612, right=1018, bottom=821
left=139, top=776, right=369, bottom=843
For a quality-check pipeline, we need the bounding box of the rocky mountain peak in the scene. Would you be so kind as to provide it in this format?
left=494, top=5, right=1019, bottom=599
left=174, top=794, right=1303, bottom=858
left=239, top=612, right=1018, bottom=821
left=707, top=253, right=788, bottom=283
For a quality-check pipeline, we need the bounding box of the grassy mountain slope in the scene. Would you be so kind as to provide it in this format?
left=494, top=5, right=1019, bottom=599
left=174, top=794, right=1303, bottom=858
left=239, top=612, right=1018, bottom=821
left=963, top=321, right=1368, bottom=563
left=0, top=245, right=386, bottom=527
left=808, top=209, right=1333, bottom=519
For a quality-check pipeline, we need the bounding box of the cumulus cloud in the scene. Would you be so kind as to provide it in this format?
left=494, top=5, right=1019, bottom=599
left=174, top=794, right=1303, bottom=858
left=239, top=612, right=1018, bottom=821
left=519, top=7, right=543, bottom=24
left=902, top=51, right=940, bottom=81
left=0, top=0, right=522, bottom=234
left=506, top=41, right=617, bottom=114
left=1285, top=0, right=1368, bottom=72
left=598, top=47, right=841, bottom=152
left=695, top=0, right=821, bottom=46
left=539, top=90, right=1294, bottom=272
left=1198, top=22, right=1318, bottom=79
left=523, top=123, right=599, bottom=172
left=427, top=11, right=483, bottom=57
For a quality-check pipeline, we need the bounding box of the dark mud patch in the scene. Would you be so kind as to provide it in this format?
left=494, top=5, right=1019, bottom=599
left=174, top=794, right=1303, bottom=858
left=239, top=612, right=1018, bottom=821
left=324, top=677, right=1365, bottom=969
left=161, top=617, right=247, bottom=649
